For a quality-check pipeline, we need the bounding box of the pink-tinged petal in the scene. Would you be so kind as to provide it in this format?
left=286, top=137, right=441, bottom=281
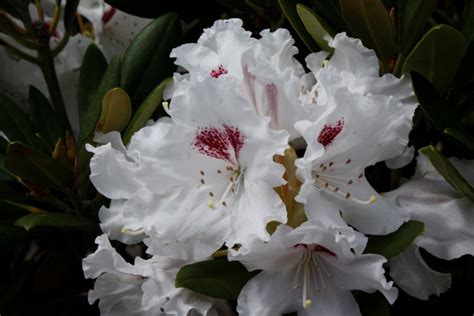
left=390, top=244, right=451, bottom=300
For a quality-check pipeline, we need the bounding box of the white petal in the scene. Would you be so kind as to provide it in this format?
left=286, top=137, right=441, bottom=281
left=305, top=51, right=330, bottom=75
left=298, top=283, right=361, bottom=316
left=82, top=234, right=137, bottom=279
left=390, top=244, right=451, bottom=300
left=327, top=32, right=379, bottom=79
left=87, top=139, right=141, bottom=199
left=386, top=145, right=415, bottom=169
left=229, top=224, right=299, bottom=272
left=237, top=271, right=301, bottom=316
left=327, top=253, right=398, bottom=304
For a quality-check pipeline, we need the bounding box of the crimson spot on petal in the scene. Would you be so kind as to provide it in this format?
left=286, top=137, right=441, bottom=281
left=317, top=119, right=344, bottom=147
left=210, top=65, right=228, bottom=78
left=193, top=125, right=246, bottom=164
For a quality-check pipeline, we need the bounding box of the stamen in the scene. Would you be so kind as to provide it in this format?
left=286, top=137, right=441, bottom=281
left=162, top=101, right=171, bottom=115
left=314, top=177, right=376, bottom=205
left=208, top=199, right=215, bottom=209
left=121, top=227, right=144, bottom=235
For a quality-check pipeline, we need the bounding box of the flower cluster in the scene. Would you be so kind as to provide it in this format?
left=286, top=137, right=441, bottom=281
left=83, top=19, right=473, bottom=315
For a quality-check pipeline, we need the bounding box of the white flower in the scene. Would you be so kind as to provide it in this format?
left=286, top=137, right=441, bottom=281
left=295, top=33, right=418, bottom=235
left=87, top=78, right=289, bottom=259
left=385, top=154, right=474, bottom=299
left=168, top=19, right=307, bottom=139
left=230, top=223, right=397, bottom=315
left=83, top=234, right=219, bottom=315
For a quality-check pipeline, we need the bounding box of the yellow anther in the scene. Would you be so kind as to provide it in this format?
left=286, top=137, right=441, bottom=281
left=304, top=299, right=312, bottom=308
left=207, top=199, right=215, bottom=209
left=121, top=227, right=144, bottom=235
left=369, top=195, right=377, bottom=204
left=323, top=60, right=329, bottom=67
left=162, top=101, right=170, bottom=114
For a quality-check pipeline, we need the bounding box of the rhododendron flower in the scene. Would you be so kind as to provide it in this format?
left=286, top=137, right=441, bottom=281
left=386, top=154, right=474, bottom=299
left=230, top=223, right=397, bottom=315
left=296, top=33, right=418, bottom=235
left=83, top=234, right=220, bottom=315
left=167, top=19, right=307, bottom=139
left=87, top=78, right=289, bottom=259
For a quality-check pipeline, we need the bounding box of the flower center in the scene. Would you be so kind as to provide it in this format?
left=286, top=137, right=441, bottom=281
left=317, top=119, right=344, bottom=147
left=293, top=244, right=335, bottom=308
left=210, top=65, right=228, bottom=78
left=194, top=125, right=247, bottom=209
left=204, top=166, right=245, bottom=209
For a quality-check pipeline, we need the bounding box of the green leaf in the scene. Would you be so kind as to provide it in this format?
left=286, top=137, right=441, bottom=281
left=4, top=142, right=73, bottom=188
left=278, top=0, right=320, bottom=52
left=462, top=0, right=474, bottom=42
left=402, top=24, right=467, bottom=94
left=398, top=0, right=437, bottom=55
left=0, top=199, right=29, bottom=220
left=309, top=0, right=347, bottom=33
left=448, top=41, right=474, bottom=106
left=78, top=54, right=121, bottom=148
left=410, top=71, right=455, bottom=131
left=122, top=78, right=170, bottom=144
left=97, top=88, right=132, bottom=133
left=120, top=13, right=181, bottom=106
left=77, top=44, right=109, bottom=148
left=339, top=0, right=396, bottom=69
left=28, top=86, right=64, bottom=147
left=63, top=0, right=80, bottom=31
left=365, top=220, right=424, bottom=258
left=420, top=146, right=474, bottom=201
left=15, top=213, right=97, bottom=231
left=444, top=128, right=474, bottom=153
left=297, top=4, right=335, bottom=53
left=0, top=94, right=38, bottom=148
left=175, top=259, right=259, bottom=300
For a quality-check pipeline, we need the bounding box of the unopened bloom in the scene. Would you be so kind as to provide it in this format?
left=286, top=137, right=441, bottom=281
left=296, top=33, right=418, bottom=235
left=230, top=223, right=397, bottom=315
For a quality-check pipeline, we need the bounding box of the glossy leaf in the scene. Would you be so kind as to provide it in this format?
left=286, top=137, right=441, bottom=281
left=309, top=0, right=347, bottom=33
left=122, top=78, right=170, bottom=144
left=448, top=41, right=474, bottom=106
left=420, top=146, right=474, bottom=201
left=78, top=54, right=121, bottom=148
left=297, top=4, right=335, bottom=53
left=15, top=213, right=97, bottom=231
left=339, top=0, right=396, bottom=69
left=365, top=220, right=424, bottom=258
left=175, top=259, right=259, bottom=300
left=0, top=94, right=38, bottom=148
left=398, top=0, right=437, bottom=55
left=77, top=44, right=109, bottom=148
left=410, top=71, right=455, bottom=131
left=28, top=86, right=64, bottom=147
left=402, top=24, right=466, bottom=94
left=278, top=0, right=320, bottom=52
left=120, top=13, right=181, bottom=106
left=97, top=88, right=132, bottom=133
left=5, top=142, right=73, bottom=189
